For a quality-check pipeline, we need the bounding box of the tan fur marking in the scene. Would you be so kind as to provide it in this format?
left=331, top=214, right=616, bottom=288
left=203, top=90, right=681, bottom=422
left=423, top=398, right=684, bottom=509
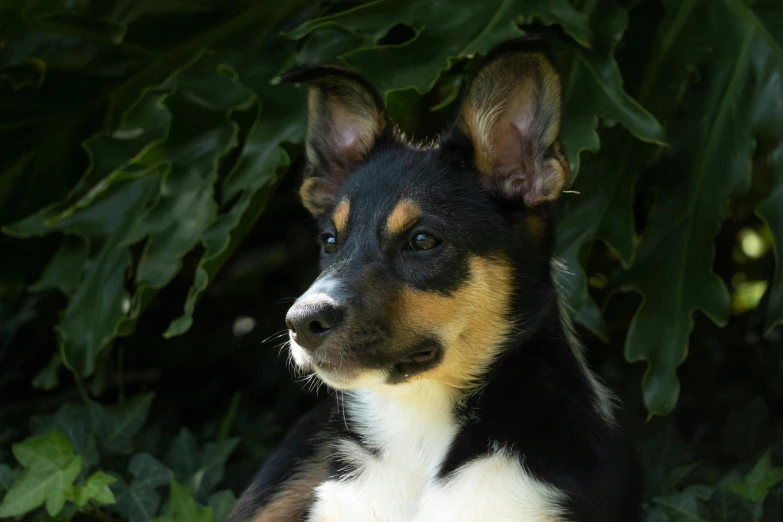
left=393, top=256, right=514, bottom=390
left=250, top=457, right=328, bottom=522
left=299, top=177, right=333, bottom=216
left=386, top=199, right=421, bottom=236
left=333, top=198, right=351, bottom=233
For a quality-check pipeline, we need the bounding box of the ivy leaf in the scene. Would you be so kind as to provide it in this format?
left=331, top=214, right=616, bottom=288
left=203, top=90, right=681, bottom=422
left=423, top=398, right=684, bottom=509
left=151, top=481, right=214, bottom=522
left=730, top=453, right=783, bottom=504
left=30, top=402, right=100, bottom=470
left=165, top=429, right=199, bottom=483
left=90, top=393, right=154, bottom=455
left=619, top=0, right=783, bottom=415
left=165, top=429, right=239, bottom=501
left=650, top=484, right=713, bottom=521
left=0, top=431, right=82, bottom=518
left=110, top=453, right=174, bottom=522
left=0, top=464, right=16, bottom=493
left=208, top=490, right=236, bottom=522
left=31, top=353, right=63, bottom=391
left=66, top=471, right=117, bottom=507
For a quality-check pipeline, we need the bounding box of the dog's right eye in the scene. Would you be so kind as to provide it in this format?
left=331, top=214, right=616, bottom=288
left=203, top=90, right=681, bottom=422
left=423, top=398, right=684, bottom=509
left=408, top=232, right=442, bottom=252
left=322, top=234, right=337, bottom=254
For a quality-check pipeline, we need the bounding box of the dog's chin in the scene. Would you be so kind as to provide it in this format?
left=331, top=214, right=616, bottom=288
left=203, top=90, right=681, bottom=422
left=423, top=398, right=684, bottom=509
left=289, top=342, right=385, bottom=390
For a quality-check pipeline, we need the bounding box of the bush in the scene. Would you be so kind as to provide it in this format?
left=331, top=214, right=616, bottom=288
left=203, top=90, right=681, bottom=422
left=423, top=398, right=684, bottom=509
left=1, top=0, right=781, bottom=520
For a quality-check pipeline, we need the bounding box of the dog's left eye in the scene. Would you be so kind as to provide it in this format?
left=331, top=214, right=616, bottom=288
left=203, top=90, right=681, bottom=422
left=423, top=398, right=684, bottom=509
left=323, top=234, right=337, bottom=254
left=408, top=232, right=442, bottom=251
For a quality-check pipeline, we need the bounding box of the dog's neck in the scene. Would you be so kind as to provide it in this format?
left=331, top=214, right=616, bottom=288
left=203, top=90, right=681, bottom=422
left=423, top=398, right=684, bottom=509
left=342, top=283, right=614, bottom=450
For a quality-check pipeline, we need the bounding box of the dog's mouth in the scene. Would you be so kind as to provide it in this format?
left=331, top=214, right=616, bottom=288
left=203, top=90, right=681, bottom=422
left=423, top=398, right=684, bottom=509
left=388, top=339, right=443, bottom=383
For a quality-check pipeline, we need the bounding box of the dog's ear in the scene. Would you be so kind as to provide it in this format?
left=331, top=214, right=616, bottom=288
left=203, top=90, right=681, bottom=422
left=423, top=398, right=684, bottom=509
left=445, top=38, right=569, bottom=207
left=280, top=66, right=389, bottom=216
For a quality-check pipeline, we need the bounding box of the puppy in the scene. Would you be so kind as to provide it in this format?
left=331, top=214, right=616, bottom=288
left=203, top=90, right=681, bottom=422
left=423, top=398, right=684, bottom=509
left=228, top=37, right=643, bottom=522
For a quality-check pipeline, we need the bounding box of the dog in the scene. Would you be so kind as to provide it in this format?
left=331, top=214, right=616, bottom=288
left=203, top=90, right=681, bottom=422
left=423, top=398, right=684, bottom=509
left=228, top=37, right=643, bottom=522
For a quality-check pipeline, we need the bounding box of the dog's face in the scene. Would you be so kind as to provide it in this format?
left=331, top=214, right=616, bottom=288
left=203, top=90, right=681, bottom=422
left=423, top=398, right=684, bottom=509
left=283, top=39, right=569, bottom=391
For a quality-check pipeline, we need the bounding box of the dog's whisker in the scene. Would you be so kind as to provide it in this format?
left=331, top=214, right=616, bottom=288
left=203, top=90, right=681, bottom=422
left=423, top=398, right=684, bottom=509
left=261, top=330, right=289, bottom=344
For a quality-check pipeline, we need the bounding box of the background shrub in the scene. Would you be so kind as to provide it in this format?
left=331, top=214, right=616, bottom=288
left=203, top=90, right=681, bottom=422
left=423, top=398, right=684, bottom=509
left=1, top=0, right=782, bottom=520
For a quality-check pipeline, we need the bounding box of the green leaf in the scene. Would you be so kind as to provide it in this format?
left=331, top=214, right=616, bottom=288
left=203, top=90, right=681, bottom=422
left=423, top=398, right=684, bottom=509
left=164, top=30, right=307, bottom=337
left=28, top=235, right=89, bottom=297
left=619, top=0, right=783, bottom=415
left=110, top=453, right=174, bottom=522
left=208, top=490, right=236, bottom=522
left=287, top=0, right=592, bottom=61
left=757, top=146, right=783, bottom=332
left=0, top=464, right=16, bottom=493
left=30, top=402, right=100, bottom=470
left=651, top=485, right=713, bottom=522
left=556, top=132, right=638, bottom=339
left=152, top=481, right=214, bottom=522
left=289, top=0, right=663, bottom=176
left=287, top=0, right=589, bottom=98
left=90, top=393, right=154, bottom=455
left=31, top=353, right=63, bottom=391
left=557, top=44, right=666, bottom=179
left=730, top=453, right=783, bottom=504
left=0, top=431, right=82, bottom=518
left=165, top=429, right=239, bottom=501
left=66, top=471, right=117, bottom=507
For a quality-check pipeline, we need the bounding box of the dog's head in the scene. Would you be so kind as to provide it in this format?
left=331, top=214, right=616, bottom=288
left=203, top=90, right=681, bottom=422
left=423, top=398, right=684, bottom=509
left=282, top=38, right=569, bottom=391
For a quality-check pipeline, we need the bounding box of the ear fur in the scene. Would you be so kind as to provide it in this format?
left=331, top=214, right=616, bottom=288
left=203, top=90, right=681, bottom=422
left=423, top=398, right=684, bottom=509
left=280, top=65, right=389, bottom=216
left=447, top=37, right=570, bottom=207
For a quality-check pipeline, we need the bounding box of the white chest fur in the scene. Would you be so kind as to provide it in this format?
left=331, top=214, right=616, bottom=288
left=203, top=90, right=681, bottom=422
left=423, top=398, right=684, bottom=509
left=306, top=382, right=567, bottom=522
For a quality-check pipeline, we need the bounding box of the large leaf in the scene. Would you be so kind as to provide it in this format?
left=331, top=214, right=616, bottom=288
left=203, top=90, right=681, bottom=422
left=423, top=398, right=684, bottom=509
left=556, top=136, right=636, bottom=340
left=756, top=145, right=783, bottom=332
left=163, top=14, right=312, bottom=337
left=2, top=0, right=316, bottom=363
left=0, top=430, right=82, bottom=518
left=616, top=0, right=783, bottom=415
left=555, top=0, right=667, bottom=178
left=554, top=1, right=668, bottom=337
left=288, top=0, right=664, bottom=177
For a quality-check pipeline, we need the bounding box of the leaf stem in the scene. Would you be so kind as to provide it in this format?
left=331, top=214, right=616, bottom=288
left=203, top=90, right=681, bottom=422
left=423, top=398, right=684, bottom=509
left=72, top=369, right=91, bottom=405
left=117, top=344, right=125, bottom=404
left=217, top=392, right=242, bottom=440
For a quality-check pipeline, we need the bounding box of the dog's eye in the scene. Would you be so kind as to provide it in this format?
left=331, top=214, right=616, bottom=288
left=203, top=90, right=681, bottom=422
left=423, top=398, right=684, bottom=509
left=323, top=234, right=337, bottom=254
left=408, top=232, right=441, bottom=251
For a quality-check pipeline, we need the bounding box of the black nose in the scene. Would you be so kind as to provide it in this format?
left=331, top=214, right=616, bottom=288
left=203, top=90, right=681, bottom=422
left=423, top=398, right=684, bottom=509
left=285, top=299, right=342, bottom=351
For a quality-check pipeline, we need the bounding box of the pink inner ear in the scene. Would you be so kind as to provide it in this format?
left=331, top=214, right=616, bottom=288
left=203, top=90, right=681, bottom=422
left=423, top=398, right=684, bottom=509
left=329, top=103, right=376, bottom=169
left=490, top=118, right=535, bottom=199
left=337, top=126, right=360, bottom=151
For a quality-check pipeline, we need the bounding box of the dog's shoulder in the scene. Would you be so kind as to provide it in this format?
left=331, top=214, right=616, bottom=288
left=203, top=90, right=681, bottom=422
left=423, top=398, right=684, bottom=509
left=228, top=399, right=334, bottom=522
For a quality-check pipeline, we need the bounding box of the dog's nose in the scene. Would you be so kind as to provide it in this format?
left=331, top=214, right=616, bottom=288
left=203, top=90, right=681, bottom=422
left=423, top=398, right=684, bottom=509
left=286, top=299, right=342, bottom=351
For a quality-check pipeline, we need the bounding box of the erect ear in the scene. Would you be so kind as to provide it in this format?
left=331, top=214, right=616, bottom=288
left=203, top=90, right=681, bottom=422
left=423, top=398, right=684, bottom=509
left=446, top=38, right=570, bottom=207
left=280, top=65, right=389, bottom=216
